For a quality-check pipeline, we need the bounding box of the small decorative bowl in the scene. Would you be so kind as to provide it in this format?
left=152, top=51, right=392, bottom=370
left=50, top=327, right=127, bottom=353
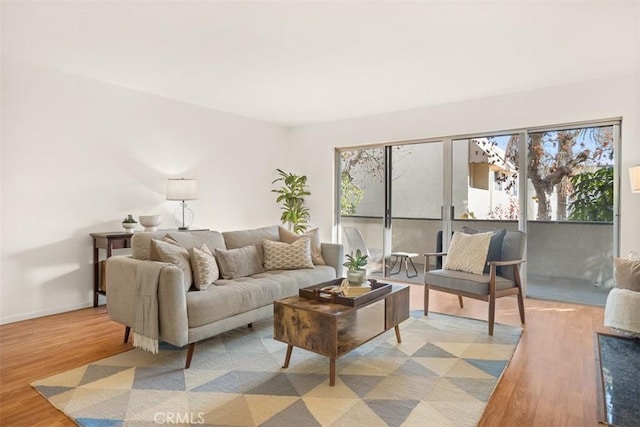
left=122, top=222, right=137, bottom=232
left=139, top=215, right=162, bottom=231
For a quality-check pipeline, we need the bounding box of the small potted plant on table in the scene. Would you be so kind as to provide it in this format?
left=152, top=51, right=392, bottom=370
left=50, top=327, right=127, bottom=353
left=343, top=249, right=368, bottom=286
left=121, top=214, right=138, bottom=232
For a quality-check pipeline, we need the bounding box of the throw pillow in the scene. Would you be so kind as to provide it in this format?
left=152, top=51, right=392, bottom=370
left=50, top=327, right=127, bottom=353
left=462, top=227, right=507, bottom=274
left=189, top=244, right=219, bottom=290
left=278, top=227, right=326, bottom=265
left=263, top=238, right=314, bottom=271
left=150, top=237, right=192, bottom=291
left=614, top=257, right=640, bottom=292
left=215, top=244, right=264, bottom=279
left=443, top=231, right=492, bottom=275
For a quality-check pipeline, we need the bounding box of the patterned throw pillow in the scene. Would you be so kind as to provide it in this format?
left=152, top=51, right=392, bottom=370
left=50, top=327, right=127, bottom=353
left=150, top=237, right=192, bottom=291
left=443, top=231, right=492, bottom=275
left=462, top=227, right=507, bottom=274
left=278, top=227, right=326, bottom=265
left=189, top=244, right=219, bottom=290
left=263, top=238, right=314, bottom=271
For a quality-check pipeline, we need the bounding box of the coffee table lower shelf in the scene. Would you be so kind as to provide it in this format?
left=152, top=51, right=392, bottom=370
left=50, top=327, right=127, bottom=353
left=273, top=283, right=409, bottom=386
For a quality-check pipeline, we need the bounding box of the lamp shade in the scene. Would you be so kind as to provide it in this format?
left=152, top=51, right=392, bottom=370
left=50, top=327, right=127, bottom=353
left=630, top=166, right=640, bottom=193
left=166, top=178, right=198, bottom=201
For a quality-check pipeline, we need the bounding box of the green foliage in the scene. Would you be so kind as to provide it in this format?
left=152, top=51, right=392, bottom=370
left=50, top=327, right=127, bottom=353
left=272, top=169, right=311, bottom=234
left=340, top=172, right=364, bottom=215
left=343, top=249, right=368, bottom=271
left=568, top=167, right=613, bottom=222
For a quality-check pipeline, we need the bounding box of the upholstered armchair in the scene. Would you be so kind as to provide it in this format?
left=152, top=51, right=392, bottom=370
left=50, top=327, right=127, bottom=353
left=423, top=229, right=526, bottom=335
left=604, top=256, right=640, bottom=337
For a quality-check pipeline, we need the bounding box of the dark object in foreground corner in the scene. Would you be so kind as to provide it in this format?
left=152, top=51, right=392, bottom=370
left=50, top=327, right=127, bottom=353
left=595, top=332, right=640, bottom=427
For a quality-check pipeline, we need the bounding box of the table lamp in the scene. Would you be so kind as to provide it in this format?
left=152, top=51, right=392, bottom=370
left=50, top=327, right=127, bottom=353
left=630, top=166, right=640, bottom=193
left=166, top=178, right=198, bottom=230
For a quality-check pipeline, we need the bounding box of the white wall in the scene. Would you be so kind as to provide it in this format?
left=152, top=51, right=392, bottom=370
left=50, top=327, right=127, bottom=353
left=0, top=59, right=287, bottom=323
left=289, top=73, right=640, bottom=256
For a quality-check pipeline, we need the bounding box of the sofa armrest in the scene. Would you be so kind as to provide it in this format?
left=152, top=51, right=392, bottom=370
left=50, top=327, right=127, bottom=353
left=106, top=256, right=189, bottom=347
left=321, top=243, right=344, bottom=278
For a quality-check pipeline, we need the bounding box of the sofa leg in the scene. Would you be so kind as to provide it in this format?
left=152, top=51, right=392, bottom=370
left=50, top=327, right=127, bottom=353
left=124, top=326, right=130, bottom=344
left=457, top=296, right=464, bottom=308
left=185, top=343, right=195, bottom=369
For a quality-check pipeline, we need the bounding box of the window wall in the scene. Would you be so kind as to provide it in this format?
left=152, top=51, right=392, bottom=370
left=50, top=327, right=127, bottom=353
left=336, top=119, right=620, bottom=305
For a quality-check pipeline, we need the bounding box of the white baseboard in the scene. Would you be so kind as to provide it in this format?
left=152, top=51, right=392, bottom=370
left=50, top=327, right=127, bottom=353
left=0, top=301, right=95, bottom=325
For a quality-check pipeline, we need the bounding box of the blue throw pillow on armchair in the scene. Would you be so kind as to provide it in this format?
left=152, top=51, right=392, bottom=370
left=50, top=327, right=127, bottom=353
left=462, top=227, right=507, bottom=274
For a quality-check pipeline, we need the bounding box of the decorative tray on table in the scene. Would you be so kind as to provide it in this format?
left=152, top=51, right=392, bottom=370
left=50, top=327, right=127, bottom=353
left=299, top=278, right=392, bottom=307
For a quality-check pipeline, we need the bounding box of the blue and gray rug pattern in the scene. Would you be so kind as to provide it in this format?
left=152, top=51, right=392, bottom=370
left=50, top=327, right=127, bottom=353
left=33, top=311, right=521, bottom=426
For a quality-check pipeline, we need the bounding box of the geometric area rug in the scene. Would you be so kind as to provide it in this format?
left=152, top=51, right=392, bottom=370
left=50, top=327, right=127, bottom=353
left=32, top=311, right=521, bottom=427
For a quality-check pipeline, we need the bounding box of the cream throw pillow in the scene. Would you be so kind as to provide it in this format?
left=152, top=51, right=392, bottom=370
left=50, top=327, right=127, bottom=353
left=189, top=244, right=219, bottom=290
left=443, top=231, right=492, bottom=275
left=215, top=245, right=264, bottom=279
left=263, top=238, right=314, bottom=270
left=614, top=257, right=640, bottom=292
left=278, top=227, right=325, bottom=265
left=150, top=237, right=192, bottom=291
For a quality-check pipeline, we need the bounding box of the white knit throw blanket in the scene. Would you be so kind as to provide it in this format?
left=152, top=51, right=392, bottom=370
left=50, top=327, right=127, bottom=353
left=133, top=262, right=168, bottom=354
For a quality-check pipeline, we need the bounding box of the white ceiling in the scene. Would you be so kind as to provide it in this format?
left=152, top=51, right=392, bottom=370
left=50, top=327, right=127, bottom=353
left=3, top=1, right=639, bottom=127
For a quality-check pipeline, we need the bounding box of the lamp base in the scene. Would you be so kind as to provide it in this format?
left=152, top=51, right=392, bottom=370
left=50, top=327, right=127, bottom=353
left=173, top=202, right=194, bottom=230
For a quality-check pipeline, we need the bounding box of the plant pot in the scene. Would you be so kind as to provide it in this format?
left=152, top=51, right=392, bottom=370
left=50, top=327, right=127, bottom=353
left=347, top=269, right=366, bottom=286
left=122, top=222, right=137, bottom=233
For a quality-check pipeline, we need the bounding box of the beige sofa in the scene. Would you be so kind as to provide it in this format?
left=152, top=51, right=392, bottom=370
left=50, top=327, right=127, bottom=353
left=106, top=225, right=343, bottom=367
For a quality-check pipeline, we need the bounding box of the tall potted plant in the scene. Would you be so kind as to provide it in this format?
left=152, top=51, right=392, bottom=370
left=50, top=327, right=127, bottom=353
left=272, top=169, right=311, bottom=234
left=343, top=249, right=368, bottom=286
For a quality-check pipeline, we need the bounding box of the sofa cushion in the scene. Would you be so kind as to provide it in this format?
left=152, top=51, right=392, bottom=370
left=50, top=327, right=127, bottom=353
left=462, top=227, right=507, bottom=274
left=278, top=226, right=326, bottom=265
left=222, top=225, right=279, bottom=264
left=215, top=244, right=264, bottom=279
left=425, top=269, right=514, bottom=295
left=614, top=257, right=640, bottom=292
left=187, top=266, right=337, bottom=328
left=263, top=238, right=314, bottom=271
left=443, top=231, right=492, bottom=275
left=150, top=238, right=192, bottom=291
left=189, top=244, right=219, bottom=290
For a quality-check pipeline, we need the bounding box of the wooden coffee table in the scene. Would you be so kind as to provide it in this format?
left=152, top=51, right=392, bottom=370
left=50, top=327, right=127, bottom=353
left=273, top=281, right=410, bottom=386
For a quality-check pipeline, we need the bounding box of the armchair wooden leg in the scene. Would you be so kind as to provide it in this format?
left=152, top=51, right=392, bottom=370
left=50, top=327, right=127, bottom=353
left=124, top=326, right=130, bottom=344
left=457, top=296, right=464, bottom=308
left=516, top=290, right=526, bottom=324
left=424, top=284, right=430, bottom=316
left=185, top=343, right=195, bottom=369
left=488, top=297, right=495, bottom=336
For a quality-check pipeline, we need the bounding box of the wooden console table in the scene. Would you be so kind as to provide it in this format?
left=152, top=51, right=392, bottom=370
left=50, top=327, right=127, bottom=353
left=90, top=232, right=133, bottom=307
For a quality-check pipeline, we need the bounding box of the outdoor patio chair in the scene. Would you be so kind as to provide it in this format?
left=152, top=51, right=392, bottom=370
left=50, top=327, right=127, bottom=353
left=423, top=229, right=526, bottom=335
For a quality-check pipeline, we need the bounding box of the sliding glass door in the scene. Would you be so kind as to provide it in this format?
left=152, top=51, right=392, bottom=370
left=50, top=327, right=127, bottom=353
left=524, top=124, right=616, bottom=305
left=389, top=142, right=443, bottom=283
left=336, top=119, right=619, bottom=305
left=338, top=141, right=443, bottom=282
left=338, top=147, right=386, bottom=277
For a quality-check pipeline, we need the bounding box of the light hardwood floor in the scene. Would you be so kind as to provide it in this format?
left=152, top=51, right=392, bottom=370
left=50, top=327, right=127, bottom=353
left=0, top=286, right=608, bottom=426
